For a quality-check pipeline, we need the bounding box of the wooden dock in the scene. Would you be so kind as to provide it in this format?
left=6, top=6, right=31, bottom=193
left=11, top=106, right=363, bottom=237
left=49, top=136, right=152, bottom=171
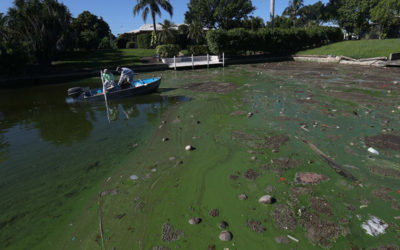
left=162, top=54, right=224, bottom=70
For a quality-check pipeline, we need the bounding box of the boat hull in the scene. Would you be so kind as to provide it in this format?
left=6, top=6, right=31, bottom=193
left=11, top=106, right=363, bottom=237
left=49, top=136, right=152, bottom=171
left=82, top=77, right=161, bottom=102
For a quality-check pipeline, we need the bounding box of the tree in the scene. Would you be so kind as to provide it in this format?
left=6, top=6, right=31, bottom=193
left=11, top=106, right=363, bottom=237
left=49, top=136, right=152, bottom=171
left=158, top=19, right=175, bottom=44
left=133, top=0, right=173, bottom=35
left=371, top=0, right=400, bottom=39
left=241, top=16, right=265, bottom=31
left=283, top=0, right=304, bottom=27
left=326, top=0, right=379, bottom=37
left=72, top=11, right=111, bottom=50
left=185, top=0, right=255, bottom=30
left=297, top=1, right=326, bottom=27
left=7, top=0, right=72, bottom=65
left=266, top=15, right=293, bottom=29
left=188, top=20, right=205, bottom=44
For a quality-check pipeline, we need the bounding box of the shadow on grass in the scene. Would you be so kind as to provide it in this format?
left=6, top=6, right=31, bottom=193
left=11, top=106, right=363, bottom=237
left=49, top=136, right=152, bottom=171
left=53, top=49, right=156, bottom=72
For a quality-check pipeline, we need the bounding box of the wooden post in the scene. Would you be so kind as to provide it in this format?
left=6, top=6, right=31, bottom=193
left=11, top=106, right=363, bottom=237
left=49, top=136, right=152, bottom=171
left=207, top=54, right=209, bottom=68
left=174, top=56, right=176, bottom=70
left=222, top=52, right=225, bottom=67
left=192, top=54, right=194, bottom=69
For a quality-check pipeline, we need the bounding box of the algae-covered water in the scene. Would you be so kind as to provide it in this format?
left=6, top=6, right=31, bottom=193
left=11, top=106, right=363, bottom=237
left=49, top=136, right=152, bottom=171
left=1, top=63, right=400, bottom=249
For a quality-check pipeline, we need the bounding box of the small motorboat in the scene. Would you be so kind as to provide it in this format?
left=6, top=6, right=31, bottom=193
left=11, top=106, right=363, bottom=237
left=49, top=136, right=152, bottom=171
left=67, top=77, right=161, bottom=101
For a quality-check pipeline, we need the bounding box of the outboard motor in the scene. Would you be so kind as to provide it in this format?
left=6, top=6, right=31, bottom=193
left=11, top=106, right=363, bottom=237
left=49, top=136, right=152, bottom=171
left=67, top=87, right=84, bottom=98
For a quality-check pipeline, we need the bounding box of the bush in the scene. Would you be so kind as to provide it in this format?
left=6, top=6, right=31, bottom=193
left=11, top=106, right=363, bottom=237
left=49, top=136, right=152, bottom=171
left=116, top=37, right=128, bottom=49
left=156, top=44, right=180, bottom=57
left=137, top=33, right=151, bottom=49
left=98, top=37, right=112, bottom=49
left=116, top=33, right=136, bottom=49
left=126, top=41, right=136, bottom=48
left=187, top=45, right=208, bottom=55
left=207, top=26, right=343, bottom=56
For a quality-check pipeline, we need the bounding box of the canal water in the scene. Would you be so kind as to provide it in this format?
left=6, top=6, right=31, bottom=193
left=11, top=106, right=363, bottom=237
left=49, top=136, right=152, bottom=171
left=0, top=75, right=186, bottom=248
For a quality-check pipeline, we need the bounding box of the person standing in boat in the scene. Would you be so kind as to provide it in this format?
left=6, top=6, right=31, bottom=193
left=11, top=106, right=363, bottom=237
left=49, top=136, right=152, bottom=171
left=102, top=69, right=115, bottom=89
left=116, top=67, right=134, bottom=87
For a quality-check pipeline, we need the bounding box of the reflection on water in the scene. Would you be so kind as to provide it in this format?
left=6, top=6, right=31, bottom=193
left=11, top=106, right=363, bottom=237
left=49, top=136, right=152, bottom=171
left=0, top=79, right=189, bottom=249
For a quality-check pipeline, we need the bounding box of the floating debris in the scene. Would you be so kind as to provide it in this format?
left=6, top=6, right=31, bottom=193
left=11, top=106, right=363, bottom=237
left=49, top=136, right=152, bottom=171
left=295, top=172, right=329, bottom=185
left=162, top=137, right=169, bottom=142
left=367, top=147, right=379, bottom=155
left=209, top=209, right=219, bottom=217
left=303, top=140, right=358, bottom=183
left=162, top=223, right=183, bottom=242
left=275, top=236, right=290, bottom=244
left=219, top=231, right=232, bottom=241
left=247, top=220, right=266, bottom=233
left=287, top=235, right=299, bottom=242
left=185, top=145, right=194, bottom=151
left=361, top=216, right=388, bottom=236
left=129, top=175, right=139, bottom=180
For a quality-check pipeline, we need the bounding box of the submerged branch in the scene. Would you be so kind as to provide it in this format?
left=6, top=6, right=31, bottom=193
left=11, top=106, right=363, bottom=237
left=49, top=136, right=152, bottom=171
left=303, top=139, right=359, bottom=183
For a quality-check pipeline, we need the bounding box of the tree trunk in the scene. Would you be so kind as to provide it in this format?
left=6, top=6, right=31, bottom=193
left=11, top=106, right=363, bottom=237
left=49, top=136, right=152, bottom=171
left=152, top=12, right=157, bottom=34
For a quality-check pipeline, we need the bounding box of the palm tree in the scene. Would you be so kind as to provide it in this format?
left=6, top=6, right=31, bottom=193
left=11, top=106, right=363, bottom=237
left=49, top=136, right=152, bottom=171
left=158, top=19, right=175, bottom=44
left=270, top=0, right=275, bottom=28
left=283, top=0, right=304, bottom=27
left=133, top=0, right=173, bottom=34
left=188, top=21, right=204, bottom=44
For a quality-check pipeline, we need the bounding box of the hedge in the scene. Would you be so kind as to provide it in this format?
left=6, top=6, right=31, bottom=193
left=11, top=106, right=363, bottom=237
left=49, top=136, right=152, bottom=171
left=187, top=45, right=208, bottom=55
left=206, top=26, right=343, bottom=55
left=137, top=33, right=152, bottom=49
left=126, top=41, right=136, bottom=48
left=156, top=44, right=180, bottom=58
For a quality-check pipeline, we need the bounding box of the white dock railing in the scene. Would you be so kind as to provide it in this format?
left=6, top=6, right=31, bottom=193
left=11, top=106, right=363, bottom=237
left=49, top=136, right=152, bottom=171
left=162, top=53, right=225, bottom=70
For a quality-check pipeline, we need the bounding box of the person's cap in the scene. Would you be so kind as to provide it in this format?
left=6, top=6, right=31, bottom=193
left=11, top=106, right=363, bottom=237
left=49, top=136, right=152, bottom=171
left=104, top=68, right=108, bottom=73
left=116, top=67, right=120, bottom=72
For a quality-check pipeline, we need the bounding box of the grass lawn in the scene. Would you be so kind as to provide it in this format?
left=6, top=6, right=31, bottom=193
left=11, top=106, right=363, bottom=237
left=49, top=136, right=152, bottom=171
left=297, top=38, right=400, bottom=59
left=52, top=48, right=157, bottom=72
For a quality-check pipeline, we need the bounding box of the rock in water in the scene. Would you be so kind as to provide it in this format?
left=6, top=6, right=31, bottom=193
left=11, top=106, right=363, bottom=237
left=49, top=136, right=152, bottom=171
left=238, top=194, right=248, bottom=200
left=258, top=195, right=273, bottom=204
left=218, top=221, right=229, bottom=229
left=219, top=231, right=232, bottom=241
left=188, top=217, right=201, bottom=224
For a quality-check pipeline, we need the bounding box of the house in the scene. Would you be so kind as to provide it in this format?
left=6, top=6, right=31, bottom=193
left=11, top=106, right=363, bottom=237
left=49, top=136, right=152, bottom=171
left=127, top=23, right=186, bottom=35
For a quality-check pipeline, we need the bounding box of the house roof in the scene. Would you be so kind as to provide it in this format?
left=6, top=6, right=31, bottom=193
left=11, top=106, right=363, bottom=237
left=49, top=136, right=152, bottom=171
left=128, top=23, right=186, bottom=34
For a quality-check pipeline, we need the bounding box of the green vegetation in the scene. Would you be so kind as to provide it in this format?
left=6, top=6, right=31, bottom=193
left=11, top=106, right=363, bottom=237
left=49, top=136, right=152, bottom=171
left=137, top=33, right=152, bottom=49
left=207, top=26, right=343, bottom=55
left=156, top=44, right=180, bottom=57
left=133, top=0, right=173, bottom=34
left=297, top=39, right=400, bottom=59
left=185, top=0, right=255, bottom=29
left=53, top=49, right=156, bottom=71
left=38, top=63, right=399, bottom=250
left=187, top=45, right=208, bottom=55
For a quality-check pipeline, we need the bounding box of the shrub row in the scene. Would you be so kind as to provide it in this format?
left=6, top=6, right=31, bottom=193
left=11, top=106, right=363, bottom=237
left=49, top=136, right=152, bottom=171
left=187, top=45, right=208, bottom=56
left=137, top=33, right=152, bottom=49
left=156, top=44, right=180, bottom=57
left=206, top=26, right=343, bottom=55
